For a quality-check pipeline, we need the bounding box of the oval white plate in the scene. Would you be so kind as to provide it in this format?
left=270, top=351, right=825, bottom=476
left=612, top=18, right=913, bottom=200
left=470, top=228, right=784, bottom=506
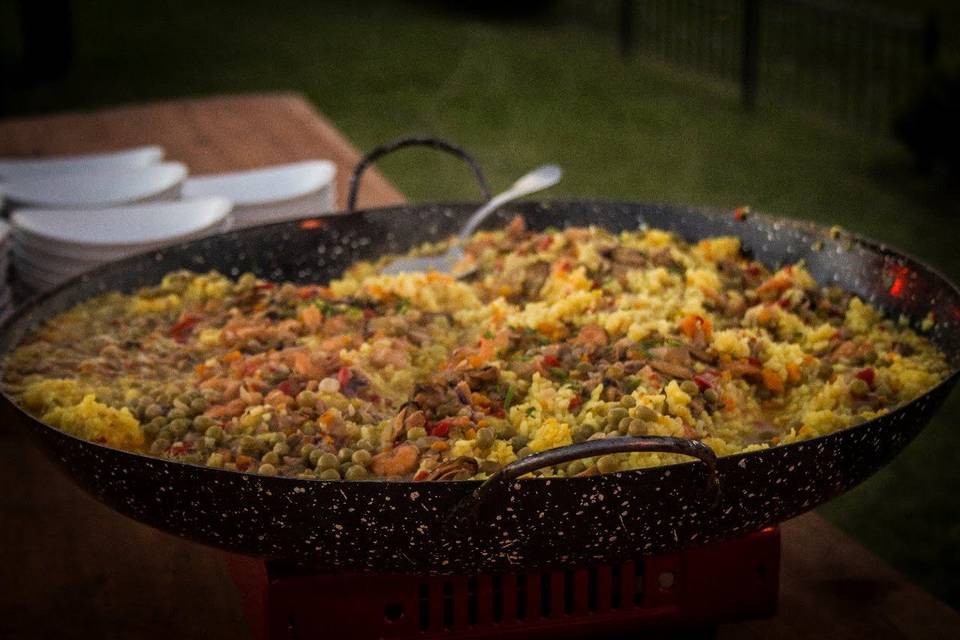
left=11, top=196, right=232, bottom=248
left=3, top=162, right=187, bottom=209
left=182, top=160, right=335, bottom=206
left=0, top=146, right=164, bottom=180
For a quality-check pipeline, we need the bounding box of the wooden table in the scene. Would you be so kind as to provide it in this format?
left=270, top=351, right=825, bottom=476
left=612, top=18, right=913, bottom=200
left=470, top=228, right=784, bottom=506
left=0, top=93, right=956, bottom=640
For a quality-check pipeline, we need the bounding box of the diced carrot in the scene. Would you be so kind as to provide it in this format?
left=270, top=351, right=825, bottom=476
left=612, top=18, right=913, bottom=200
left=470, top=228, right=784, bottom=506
left=761, top=368, right=785, bottom=393
left=465, top=428, right=477, bottom=440
left=679, top=314, right=713, bottom=339
left=431, top=441, right=449, bottom=452
left=756, top=272, right=793, bottom=297
left=786, top=362, right=801, bottom=383
left=223, top=350, right=242, bottom=363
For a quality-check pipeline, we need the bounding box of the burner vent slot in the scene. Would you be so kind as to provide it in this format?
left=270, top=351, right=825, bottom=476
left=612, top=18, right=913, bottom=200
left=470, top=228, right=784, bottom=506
left=418, top=583, right=429, bottom=631
left=516, top=574, right=528, bottom=620
left=442, top=581, right=454, bottom=629
left=491, top=575, right=503, bottom=623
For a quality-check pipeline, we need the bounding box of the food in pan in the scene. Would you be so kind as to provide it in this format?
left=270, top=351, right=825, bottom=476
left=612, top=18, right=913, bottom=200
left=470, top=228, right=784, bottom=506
left=2, top=218, right=949, bottom=480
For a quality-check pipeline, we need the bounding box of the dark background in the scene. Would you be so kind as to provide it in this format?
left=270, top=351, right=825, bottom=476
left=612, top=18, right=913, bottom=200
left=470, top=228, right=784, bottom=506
left=2, top=0, right=958, bottom=607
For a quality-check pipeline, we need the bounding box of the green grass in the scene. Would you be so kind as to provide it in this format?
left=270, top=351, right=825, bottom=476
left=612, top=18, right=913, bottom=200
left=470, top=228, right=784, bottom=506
left=2, top=0, right=958, bottom=607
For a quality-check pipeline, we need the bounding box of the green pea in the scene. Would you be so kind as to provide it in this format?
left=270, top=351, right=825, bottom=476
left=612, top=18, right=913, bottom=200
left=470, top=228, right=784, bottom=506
left=206, top=453, right=224, bottom=468
left=316, top=452, right=339, bottom=471
left=273, top=442, right=290, bottom=456
left=262, top=451, right=280, bottom=465
left=572, top=424, right=593, bottom=442
left=144, top=403, right=164, bottom=419
left=608, top=407, right=628, bottom=424
left=142, top=422, right=160, bottom=438
left=344, top=465, right=368, bottom=480
left=301, top=421, right=317, bottom=436
left=193, top=415, right=215, bottom=431
left=300, top=443, right=315, bottom=460
left=258, top=463, right=278, bottom=476
left=190, top=398, right=208, bottom=414
left=628, top=419, right=647, bottom=437
left=319, top=468, right=341, bottom=480
left=150, top=438, right=171, bottom=454
left=495, top=422, right=516, bottom=439
left=618, top=417, right=631, bottom=435
left=351, top=449, right=372, bottom=466
left=169, top=418, right=190, bottom=437
left=204, top=425, right=225, bottom=442
left=510, top=435, right=528, bottom=451
left=308, top=448, right=324, bottom=465
left=239, top=435, right=257, bottom=453
left=476, top=427, right=495, bottom=449
left=406, top=426, right=428, bottom=441
left=596, top=455, right=619, bottom=474
left=620, top=395, right=636, bottom=408
left=337, top=447, right=355, bottom=462
left=680, top=380, right=700, bottom=395
left=850, top=378, right=870, bottom=397
left=634, top=405, right=659, bottom=422
left=703, top=388, right=719, bottom=404
left=355, top=439, right=374, bottom=452
left=297, top=390, right=317, bottom=409
left=566, top=460, right=586, bottom=475
left=517, top=446, right=534, bottom=458
left=167, top=407, right=187, bottom=420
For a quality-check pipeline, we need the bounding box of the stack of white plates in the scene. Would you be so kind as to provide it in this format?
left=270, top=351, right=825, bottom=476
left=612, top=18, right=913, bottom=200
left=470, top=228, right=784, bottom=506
left=182, top=160, right=335, bottom=228
left=10, top=197, right=233, bottom=292
left=0, top=149, right=338, bottom=298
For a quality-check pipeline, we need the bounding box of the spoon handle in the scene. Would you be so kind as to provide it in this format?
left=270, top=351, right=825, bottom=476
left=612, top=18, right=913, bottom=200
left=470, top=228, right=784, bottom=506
left=457, top=164, right=562, bottom=244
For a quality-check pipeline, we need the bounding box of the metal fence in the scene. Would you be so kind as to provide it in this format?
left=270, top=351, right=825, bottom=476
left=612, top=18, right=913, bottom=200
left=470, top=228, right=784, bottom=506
left=623, top=0, right=940, bottom=134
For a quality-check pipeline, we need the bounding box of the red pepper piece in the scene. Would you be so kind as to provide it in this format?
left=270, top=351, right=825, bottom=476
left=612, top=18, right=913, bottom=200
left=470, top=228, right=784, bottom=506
left=855, top=367, right=875, bottom=388
left=693, top=374, right=714, bottom=391
left=431, top=419, right=452, bottom=438
left=542, top=354, right=560, bottom=368
left=169, top=314, right=200, bottom=343
left=337, top=366, right=352, bottom=389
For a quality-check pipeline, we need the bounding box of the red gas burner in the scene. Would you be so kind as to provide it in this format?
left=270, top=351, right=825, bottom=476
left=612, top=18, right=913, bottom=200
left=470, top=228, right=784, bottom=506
left=225, top=527, right=780, bottom=640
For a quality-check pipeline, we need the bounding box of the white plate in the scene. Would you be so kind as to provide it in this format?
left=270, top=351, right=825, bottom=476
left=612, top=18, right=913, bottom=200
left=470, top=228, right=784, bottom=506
left=182, top=160, right=335, bottom=206
left=230, top=184, right=336, bottom=229
left=0, top=146, right=164, bottom=180
left=2, top=162, right=187, bottom=209
left=11, top=196, right=232, bottom=249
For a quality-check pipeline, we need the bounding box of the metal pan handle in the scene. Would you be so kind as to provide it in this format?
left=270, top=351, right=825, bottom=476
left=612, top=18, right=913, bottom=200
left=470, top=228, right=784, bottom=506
left=347, top=136, right=492, bottom=213
left=447, top=436, right=719, bottom=531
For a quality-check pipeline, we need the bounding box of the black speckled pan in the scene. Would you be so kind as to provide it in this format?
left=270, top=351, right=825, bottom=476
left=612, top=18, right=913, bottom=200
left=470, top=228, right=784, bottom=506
left=1, top=200, right=958, bottom=574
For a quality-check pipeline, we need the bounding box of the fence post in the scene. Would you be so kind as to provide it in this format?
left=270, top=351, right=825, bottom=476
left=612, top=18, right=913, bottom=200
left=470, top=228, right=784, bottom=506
left=741, top=0, right=761, bottom=110
left=922, top=12, right=939, bottom=69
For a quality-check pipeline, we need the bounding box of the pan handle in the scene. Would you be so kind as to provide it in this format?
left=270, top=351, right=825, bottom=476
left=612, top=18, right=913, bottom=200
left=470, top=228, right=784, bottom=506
left=347, top=136, right=492, bottom=213
left=446, top=436, right=719, bottom=531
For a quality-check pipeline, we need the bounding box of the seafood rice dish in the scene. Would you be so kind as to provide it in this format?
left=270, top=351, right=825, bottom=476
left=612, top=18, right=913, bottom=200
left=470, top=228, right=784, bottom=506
left=2, top=217, right=948, bottom=481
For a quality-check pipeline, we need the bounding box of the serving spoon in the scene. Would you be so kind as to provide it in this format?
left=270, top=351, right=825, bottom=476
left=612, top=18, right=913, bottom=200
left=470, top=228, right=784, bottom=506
left=381, top=163, right=563, bottom=275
